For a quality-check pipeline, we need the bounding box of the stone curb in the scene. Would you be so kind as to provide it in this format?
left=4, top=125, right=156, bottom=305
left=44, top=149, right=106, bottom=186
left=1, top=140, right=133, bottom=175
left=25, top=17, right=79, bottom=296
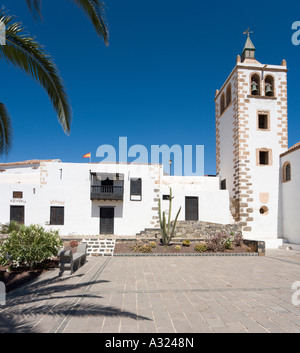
left=113, top=252, right=258, bottom=257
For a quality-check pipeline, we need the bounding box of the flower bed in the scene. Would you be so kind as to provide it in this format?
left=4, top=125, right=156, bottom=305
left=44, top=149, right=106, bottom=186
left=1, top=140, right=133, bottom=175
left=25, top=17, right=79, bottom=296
left=114, top=240, right=254, bottom=255
left=114, top=231, right=255, bottom=255
left=0, top=259, right=59, bottom=293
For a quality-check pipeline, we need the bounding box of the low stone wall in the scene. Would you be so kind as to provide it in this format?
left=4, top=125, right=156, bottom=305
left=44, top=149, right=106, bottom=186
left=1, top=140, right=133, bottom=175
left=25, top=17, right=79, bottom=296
left=81, top=239, right=116, bottom=256
left=137, top=221, right=242, bottom=239
left=244, top=239, right=265, bottom=256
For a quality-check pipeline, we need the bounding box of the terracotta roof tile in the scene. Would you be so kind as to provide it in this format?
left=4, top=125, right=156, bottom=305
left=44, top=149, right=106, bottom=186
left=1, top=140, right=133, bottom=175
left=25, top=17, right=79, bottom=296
left=280, top=142, right=300, bottom=157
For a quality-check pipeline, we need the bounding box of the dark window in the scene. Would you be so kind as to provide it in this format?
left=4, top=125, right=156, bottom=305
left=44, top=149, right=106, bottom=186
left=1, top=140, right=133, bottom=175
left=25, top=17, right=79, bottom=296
left=130, top=178, right=142, bottom=196
left=185, top=197, right=198, bottom=221
left=259, top=151, right=269, bottom=165
left=220, top=94, right=225, bottom=114
left=101, top=178, right=113, bottom=186
left=101, top=178, right=114, bottom=193
left=226, top=85, right=231, bottom=106
left=259, top=206, right=269, bottom=215
left=50, top=206, right=64, bottom=225
left=258, top=114, right=268, bottom=130
left=13, top=191, right=23, bottom=199
left=220, top=179, right=226, bottom=190
left=286, top=163, right=291, bottom=181
left=10, top=206, right=25, bottom=224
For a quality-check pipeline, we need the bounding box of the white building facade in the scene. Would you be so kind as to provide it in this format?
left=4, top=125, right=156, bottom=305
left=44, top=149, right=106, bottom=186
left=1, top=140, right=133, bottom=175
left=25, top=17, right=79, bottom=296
left=0, top=35, right=299, bottom=249
left=0, top=160, right=231, bottom=237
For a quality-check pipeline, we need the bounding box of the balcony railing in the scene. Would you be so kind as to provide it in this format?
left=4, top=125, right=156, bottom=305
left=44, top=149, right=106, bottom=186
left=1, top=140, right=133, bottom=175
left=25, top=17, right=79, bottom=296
left=90, top=185, right=124, bottom=200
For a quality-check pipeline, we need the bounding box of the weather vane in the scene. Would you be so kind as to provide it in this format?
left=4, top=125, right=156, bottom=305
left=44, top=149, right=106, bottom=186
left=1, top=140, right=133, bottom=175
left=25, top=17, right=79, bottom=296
left=243, top=28, right=253, bottom=37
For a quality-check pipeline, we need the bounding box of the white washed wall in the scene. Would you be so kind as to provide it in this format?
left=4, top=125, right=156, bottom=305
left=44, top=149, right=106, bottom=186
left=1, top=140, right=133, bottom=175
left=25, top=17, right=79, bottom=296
left=0, top=161, right=233, bottom=236
left=161, top=176, right=231, bottom=224
left=281, top=149, right=300, bottom=245
left=238, top=66, right=287, bottom=245
left=0, top=162, right=161, bottom=236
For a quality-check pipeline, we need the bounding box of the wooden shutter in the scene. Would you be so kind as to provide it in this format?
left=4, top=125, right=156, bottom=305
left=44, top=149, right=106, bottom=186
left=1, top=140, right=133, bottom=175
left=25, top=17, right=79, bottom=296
left=100, top=207, right=114, bottom=234
left=185, top=197, right=198, bottom=221
left=130, top=178, right=142, bottom=200
left=10, top=206, right=25, bottom=224
left=13, top=191, right=23, bottom=199
left=50, top=207, right=64, bottom=225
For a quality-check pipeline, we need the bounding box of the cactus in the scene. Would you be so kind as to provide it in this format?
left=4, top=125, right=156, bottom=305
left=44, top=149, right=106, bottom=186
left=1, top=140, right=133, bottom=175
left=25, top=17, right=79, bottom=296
left=158, top=187, right=181, bottom=246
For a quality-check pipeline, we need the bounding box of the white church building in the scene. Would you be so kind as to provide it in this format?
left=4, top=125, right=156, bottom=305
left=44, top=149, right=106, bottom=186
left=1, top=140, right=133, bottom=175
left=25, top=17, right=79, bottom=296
left=0, top=34, right=299, bottom=249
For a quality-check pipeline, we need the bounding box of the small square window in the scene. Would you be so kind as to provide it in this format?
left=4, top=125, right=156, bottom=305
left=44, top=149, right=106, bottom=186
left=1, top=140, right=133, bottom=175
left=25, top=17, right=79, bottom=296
left=13, top=191, right=23, bottom=199
left=259, top=151, right=269, bottom=165
left=220, top=179, right=226, bottom=190
left=130, top=178, right=142, bottom=201
left=258, top=114, right=268, bottom=130
left=50, top=206, right=64, bottom=225
left=257, top=148, right=272, bottom=166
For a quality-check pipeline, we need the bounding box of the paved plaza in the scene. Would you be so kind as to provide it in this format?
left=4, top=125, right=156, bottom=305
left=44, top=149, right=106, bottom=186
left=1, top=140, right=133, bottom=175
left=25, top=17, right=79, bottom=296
left=1, top=249, right=300, bottom=333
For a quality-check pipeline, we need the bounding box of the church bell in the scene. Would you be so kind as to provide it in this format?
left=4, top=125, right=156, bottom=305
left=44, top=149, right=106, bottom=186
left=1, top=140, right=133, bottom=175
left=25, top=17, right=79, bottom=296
left=251, top=81, right=258, bottom=94
left=265, top=83, right=273, bottom=96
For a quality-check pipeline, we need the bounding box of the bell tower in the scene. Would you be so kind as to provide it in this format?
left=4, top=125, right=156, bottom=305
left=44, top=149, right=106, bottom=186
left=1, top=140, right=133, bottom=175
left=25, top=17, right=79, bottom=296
left=215, top=31, right=288, bottom=248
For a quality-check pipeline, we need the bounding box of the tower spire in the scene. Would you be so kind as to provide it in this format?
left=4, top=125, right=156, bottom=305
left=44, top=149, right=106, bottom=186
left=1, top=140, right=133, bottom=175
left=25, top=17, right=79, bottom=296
left=241, top=28, right=255, bottom=62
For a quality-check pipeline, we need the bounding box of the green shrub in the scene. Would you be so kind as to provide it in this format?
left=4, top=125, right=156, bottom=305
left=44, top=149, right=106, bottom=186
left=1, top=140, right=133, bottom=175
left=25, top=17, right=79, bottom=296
left=175, top=245, right=181, bottom=251
left=0, top=224, right=62, bottom=268
left=0, top=221, right=21, bottom=235
left=224, top=236, right=233, bottom=250
left=194, top=243, right=207, bottom=253
left=182, top=239, right=190, bottom=247
left=206, top=232, right=234, bottom=252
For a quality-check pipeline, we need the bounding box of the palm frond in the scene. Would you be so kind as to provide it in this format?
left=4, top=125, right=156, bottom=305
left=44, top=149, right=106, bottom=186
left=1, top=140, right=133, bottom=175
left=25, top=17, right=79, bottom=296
left=25, top=0, right=109, bottom=45
left=0, top=103, right=13, bottom=156
left=72, top=0, right=109, bottom=45
left=0, top=12, right=72, bottom=134
left=25, top=0, right=43, bottom=21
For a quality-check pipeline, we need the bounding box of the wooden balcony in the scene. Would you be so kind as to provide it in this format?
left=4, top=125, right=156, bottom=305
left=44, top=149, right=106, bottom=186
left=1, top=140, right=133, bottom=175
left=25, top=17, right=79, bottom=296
left=90, top=185, right=124, bottom=201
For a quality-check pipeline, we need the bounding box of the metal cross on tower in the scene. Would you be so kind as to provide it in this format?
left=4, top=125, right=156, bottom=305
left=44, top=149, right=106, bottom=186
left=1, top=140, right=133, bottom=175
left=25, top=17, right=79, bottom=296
left=243, top=27, right=253, bottom=37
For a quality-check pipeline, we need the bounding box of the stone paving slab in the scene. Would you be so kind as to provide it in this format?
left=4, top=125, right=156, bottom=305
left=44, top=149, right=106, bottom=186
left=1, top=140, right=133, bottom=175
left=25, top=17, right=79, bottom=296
left=0, top=249, right=300, bottom=333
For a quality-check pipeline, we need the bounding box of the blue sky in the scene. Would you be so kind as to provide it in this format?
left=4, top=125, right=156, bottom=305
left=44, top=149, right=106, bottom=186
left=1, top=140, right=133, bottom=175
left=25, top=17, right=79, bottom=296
left=1, top=0, right=300, bottom=174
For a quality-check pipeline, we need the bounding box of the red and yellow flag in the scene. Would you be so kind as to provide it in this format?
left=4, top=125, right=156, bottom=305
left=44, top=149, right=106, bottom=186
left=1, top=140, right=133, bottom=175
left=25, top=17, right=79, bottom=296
left=83, top=153, right=91, bottom=159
